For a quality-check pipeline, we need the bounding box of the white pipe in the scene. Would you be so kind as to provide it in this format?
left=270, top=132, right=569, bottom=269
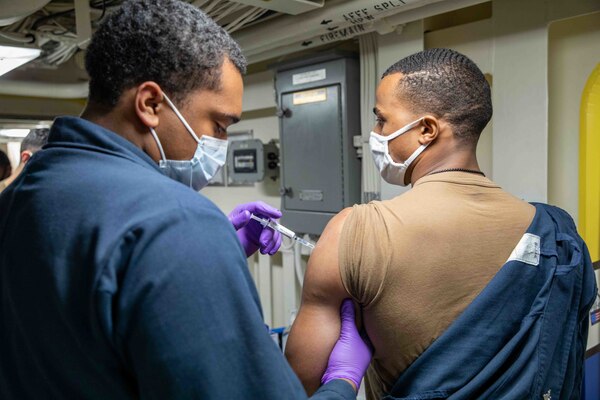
left=74, top=0, right=92, bottom=49
left=293, top=240, right=305, bottom=288
left=281, top=238, right=298, bottom=326
left=0, top=31, right=33, bottom=43
left=360, top=32, right=381, bottom=201
left=0, top=0, right=50, bottom=27
left=0, top=80, right=88, bottom=98
left=245, top=0, right=488, bottom=64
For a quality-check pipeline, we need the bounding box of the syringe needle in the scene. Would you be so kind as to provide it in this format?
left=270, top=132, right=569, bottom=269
left=295, top=237, right=315, bottom=249
left=250, top=214, right=315, bottom=249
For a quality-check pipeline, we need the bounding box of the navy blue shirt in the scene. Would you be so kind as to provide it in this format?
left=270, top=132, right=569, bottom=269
left=0, top=117, right=354, bottom=400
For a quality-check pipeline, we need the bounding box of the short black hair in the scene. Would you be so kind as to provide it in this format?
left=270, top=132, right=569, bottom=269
left=0, top=150, right=11, bottom=180
left=382, top=48, right=492, bottom=143
left=85, top=0, right=247, bottom=108
left=21, top=128, right=49, bottom=152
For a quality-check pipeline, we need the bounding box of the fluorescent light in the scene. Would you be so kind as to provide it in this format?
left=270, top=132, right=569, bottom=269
left=0, top=45, right=41, bottom=77
left=0, top=129, right=30, bottom=138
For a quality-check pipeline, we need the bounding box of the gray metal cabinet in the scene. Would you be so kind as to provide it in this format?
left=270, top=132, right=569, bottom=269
left=275, top=54, right=361, bottom=235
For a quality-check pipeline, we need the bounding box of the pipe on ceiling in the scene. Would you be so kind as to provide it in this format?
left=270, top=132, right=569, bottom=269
left=0, top=0, right=50, bottom=27
left=0, top=80, right=88, bottom=99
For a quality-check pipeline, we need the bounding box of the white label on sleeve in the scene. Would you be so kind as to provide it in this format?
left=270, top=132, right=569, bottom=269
left=507, top=233, right=541, bottom=266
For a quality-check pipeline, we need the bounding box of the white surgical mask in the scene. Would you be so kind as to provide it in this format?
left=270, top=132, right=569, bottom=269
left=369, top=118, right=427, bottom=186
left=149, top=93, right=228, bottom=191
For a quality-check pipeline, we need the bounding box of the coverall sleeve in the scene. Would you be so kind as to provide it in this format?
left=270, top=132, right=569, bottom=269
left=102, top=207, right=355, bottom=400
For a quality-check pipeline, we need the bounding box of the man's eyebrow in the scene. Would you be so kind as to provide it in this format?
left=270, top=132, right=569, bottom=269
left=372, top=107, right=379, bottom=116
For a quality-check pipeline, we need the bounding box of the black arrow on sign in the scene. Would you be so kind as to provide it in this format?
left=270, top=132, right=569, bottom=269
left=301, top=40, right=313, bottom=46
left=320, top=19, right=332, bottom=25
left=327, top=26, right=339, bottom=31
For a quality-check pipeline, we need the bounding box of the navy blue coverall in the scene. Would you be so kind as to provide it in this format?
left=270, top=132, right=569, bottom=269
left=384, top=203, right=597, bottom=400
left=0, top=116, right=355, bottom=400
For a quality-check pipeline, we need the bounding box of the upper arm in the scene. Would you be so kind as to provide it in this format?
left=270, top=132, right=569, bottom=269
left=285, top=208, right=353, bottom=395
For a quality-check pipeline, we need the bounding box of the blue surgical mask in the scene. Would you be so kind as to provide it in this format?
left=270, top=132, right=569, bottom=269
left=149, top=93, right=228, bottom=191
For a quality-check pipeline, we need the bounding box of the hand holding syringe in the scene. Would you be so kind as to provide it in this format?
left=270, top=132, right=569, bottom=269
left=250, top=214, right=315, bottom=249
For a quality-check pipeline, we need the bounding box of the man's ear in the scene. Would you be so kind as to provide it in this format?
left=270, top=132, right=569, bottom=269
left=20, top=150, right=32, bottom=165
left=134, top=81, right=164, bottom=129
left=418, top=115, right=441, bottom=145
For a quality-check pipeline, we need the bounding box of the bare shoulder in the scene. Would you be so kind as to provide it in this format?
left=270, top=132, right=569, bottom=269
left=319, top=207, right=353, bottom=242
left=311, top=207, right=354, bottom=267
left=303, top=207, right=354, bottom=302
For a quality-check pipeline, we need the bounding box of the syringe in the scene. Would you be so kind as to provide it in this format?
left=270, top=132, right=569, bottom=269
left=250, top=214, right=315, bottom=249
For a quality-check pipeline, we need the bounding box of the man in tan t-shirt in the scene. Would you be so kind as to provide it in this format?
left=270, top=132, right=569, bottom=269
left=285, top=48, right=536, bottom=398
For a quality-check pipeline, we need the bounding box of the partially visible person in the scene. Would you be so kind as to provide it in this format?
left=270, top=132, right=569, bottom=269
left=0, top=149, right=11, bottom=191
left=0, top=128, right=49, bottom=193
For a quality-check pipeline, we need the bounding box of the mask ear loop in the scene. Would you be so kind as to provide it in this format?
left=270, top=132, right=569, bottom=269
left=162, top=93, right=202, bottom=144
left=382, top=117, right=424, bottom=142
left=400, top=117, right=429, bottom=168
left=149, top=127, right=168, bottom=162
left=151, top=126, right=195, bottom=188
left=382, top=117, right=424, bottom=166
left=402, top=143, right=429, bottom=167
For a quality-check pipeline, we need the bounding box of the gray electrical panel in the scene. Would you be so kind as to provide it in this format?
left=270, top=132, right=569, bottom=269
left=275, top=54, right=361, bottom=235
left=227, top=139, right=279, bottom=184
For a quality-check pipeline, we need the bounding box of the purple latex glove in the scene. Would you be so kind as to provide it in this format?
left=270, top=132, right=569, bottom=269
left=228, top=201, right=283, bottom=257
left=321, top=299, right=372, bottom=391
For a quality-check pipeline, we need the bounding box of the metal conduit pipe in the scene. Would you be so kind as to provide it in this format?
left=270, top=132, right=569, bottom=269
left=0, top=80, right=88, bottom=98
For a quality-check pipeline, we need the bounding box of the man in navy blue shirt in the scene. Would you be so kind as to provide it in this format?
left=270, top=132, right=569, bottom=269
left=0, top=1, right=371, bottom=398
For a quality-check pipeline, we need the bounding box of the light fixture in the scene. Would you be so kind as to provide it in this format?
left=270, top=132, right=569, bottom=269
left=0, top=129, right=30, bottom=138
left=0, top=45, right=41, bottom=77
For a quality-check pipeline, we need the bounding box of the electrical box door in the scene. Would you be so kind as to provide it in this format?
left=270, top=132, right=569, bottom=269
left=280, top=84, right=344, bottom=213
left=275, top=55, right=361, bottom=235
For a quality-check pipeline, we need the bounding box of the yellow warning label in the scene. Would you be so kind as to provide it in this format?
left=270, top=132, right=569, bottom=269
left=293, top=88, right=327, bottom=105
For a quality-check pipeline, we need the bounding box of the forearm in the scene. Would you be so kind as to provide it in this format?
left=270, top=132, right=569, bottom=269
left=286, top=208, right=358, bottom=395
left=286, top=303, right=341, bottom=395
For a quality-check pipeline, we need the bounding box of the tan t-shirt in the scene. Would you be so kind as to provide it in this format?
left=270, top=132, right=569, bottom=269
left=339, top=172, right=535, bottom=399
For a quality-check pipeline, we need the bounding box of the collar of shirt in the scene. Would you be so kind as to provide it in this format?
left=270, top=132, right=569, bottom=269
left=413, top=170, right=500, bottom=189
left=47, top=116, right=160, bottom=173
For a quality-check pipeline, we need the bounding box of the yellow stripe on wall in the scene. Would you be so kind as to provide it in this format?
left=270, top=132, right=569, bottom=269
left=580, top=63, right=600, bottom=262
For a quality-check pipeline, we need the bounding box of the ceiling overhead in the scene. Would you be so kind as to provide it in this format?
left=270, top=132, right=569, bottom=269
left=0, top=0, right=282, bottom=73
left=0, top=0, right=487, bottom=100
